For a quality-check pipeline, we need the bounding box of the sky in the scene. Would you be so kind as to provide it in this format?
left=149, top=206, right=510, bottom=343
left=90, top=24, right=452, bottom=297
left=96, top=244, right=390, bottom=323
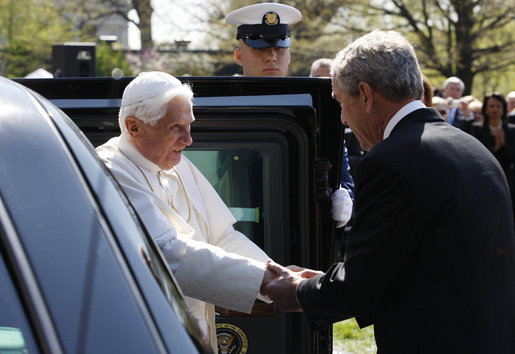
left=128, top=0, right=208, bottom=50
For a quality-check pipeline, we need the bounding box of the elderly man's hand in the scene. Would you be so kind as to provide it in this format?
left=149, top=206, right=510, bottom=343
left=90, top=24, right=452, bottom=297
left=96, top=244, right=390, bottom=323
left=331, top=187, right=353, bottom=227
left=261, top=262, right=278, bottom=288
left=261, top=261, right=309, bottom=312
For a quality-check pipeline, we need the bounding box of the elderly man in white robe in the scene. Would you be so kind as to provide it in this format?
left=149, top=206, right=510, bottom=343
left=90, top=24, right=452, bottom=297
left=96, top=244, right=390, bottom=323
left=96, top=71, right=351, bottom=351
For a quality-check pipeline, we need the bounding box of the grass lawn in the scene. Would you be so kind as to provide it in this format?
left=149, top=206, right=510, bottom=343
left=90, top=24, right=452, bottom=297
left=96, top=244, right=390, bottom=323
left=333, top=318, right=377, bottom=353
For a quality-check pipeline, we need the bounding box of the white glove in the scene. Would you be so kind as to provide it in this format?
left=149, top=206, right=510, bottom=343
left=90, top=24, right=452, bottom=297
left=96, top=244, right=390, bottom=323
left=331, top=187, right=353, bottom=228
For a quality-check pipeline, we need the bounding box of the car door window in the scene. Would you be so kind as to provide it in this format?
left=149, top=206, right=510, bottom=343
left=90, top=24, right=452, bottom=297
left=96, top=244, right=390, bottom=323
left=184, top=149, right=265, bottom=246
left=183, top=130, right=290, bottom=260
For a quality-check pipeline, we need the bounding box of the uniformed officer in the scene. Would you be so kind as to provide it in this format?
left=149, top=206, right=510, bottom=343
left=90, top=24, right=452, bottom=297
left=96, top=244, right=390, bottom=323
left=225, top=2, right=301, bottom=77
left=226, top=3, right=354, bottom=228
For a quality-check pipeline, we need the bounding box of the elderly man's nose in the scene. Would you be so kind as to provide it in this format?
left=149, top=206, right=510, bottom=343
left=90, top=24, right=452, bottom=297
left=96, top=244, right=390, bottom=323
left=181, top=131, right=193, bottom=146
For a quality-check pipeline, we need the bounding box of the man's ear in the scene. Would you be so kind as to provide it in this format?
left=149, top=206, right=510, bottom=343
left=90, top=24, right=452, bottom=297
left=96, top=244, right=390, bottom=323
left=125, top=116, right=141, bottom=138
left=358, top=82, right=374, bottom=113
left=235, top=48, right=243, bottom=66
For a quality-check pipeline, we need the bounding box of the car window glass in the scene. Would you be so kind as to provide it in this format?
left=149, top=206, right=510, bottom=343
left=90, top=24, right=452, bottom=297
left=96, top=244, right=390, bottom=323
left=0, top=251, right=39, bottom=353
left=185, top=150, right=265, bottom=247
left=183, top=130, right=290, bottom=260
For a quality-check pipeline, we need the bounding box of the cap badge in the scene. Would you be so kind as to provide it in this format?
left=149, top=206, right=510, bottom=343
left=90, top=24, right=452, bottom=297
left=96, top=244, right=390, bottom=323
left=263, top=11, right=279, bottom=26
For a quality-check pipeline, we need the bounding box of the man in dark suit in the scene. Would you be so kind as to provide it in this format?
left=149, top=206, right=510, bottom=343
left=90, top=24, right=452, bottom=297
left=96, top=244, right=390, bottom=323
left=261, top=30, right=515, bottom=353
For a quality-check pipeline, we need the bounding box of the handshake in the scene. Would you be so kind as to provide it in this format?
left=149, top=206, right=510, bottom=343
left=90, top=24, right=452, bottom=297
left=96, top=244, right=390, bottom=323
left=259, top=260, right=324, bottom=312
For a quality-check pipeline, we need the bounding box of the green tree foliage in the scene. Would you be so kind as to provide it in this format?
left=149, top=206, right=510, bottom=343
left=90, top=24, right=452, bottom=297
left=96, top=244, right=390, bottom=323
left=0, top=0, right=145, bottom=78
left=96, top=41, right=134, bottom=77
left=2, top=0, right=513, bottom=94
left=338, top=0, right=515, bottom=95
left=0, top=0, right=80, bottom=77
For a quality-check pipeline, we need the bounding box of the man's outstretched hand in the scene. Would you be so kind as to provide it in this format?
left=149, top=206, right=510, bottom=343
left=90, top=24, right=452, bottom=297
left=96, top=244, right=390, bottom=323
left=260, top=260, right=322, bottom=312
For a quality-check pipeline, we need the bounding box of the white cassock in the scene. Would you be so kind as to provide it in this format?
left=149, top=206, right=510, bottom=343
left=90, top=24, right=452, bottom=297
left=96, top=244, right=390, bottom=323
left=96, top=135, right=270, bottom=351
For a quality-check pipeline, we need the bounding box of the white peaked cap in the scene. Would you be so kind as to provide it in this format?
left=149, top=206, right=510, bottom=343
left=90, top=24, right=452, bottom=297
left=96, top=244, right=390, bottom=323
left=225, top=2, right=301, bottom=26
left=121, top=71, right=183, bottom=107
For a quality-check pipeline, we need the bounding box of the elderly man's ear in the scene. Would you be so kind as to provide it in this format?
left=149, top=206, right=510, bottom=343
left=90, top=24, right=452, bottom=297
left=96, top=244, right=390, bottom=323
left=125, top=116, right=141, bottom=138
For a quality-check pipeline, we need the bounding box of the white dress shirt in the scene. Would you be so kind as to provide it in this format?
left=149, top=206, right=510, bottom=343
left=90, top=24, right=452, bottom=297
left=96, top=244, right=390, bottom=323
left=383, top=100, right=426, bottom=140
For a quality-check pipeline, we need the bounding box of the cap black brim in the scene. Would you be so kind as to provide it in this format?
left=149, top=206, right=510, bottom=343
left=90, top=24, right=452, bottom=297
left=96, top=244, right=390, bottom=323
left=243, top=37, right=291, bottom=49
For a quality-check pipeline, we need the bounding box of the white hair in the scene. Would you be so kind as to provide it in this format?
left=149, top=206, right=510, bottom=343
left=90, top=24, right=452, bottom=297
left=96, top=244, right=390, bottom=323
left=309, top=58, right=333, bottom=77
left=443, top=76, right=465, bottom=92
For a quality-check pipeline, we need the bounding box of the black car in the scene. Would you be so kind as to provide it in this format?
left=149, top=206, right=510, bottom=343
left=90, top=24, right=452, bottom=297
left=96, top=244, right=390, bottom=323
left=0, top=77, right=211, bottom=353
left=15, top=75, right=345, bottom=354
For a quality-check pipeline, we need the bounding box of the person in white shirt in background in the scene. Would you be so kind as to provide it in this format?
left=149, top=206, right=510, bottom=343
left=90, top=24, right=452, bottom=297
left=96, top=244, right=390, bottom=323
left=441, top=76, right=474, bottom=133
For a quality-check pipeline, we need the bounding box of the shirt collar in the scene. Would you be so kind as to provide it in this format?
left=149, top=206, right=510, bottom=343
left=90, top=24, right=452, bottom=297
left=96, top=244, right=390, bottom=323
left=383, top=100, right=426, bottom=140
left=118, top=134, right=162, bottom=175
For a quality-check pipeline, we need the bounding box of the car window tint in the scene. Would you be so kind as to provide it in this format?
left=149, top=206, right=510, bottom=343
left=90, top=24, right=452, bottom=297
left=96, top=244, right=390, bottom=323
left=185, top=150, right=264, bottom=246
left=183, top=131, right=289, bottom=260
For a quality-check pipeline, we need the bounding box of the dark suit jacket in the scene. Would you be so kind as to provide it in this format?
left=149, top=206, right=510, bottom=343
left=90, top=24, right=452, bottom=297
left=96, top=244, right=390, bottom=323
left=297, top=108, right=515, bottom=353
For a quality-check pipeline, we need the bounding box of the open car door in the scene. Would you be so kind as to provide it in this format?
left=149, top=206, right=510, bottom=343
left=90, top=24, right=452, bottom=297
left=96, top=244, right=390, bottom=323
left=17, top=76, right=344, bottom=354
